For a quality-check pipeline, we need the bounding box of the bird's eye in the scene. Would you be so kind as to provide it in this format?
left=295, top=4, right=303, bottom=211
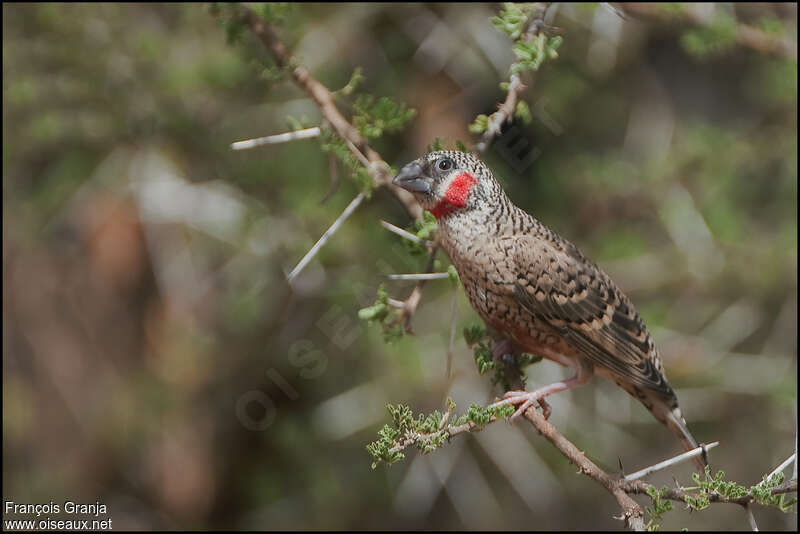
left=437, top=158, right=453, bottom=171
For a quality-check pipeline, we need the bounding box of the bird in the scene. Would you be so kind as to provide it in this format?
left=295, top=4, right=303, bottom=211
left=392, top=149, right=707, bottom=469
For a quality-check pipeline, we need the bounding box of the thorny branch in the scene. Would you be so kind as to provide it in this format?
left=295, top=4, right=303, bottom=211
left=624, top=478, right=798, bottom=507
left=238, top=4, right=423, bottom=220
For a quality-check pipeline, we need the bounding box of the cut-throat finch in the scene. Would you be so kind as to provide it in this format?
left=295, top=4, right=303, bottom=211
left=393, top=150, right=707, bottom=469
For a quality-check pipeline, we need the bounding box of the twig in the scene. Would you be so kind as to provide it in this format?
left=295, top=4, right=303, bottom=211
left=474, top=74, right=526, bottom=153
left=519, top=405, right=647, bottom=530
left=230, top=126, right=321, bottom=150
left=319, top=153, right=340, bottom=205
left=387, top=272, right=451, bottom=281
left=397, top=244, right=439, bottom=333
left=287, top=192, right=365, bottom=284
left=379, top=219, right=427, bottom=245
left=766, top=453, right=796, bottom=480
left=387, top=414, right=504, bottom=455
left=624, top=441, right=720, bottom=482
left=387, top=297, right=406, bottom=308
left=624, top=477, right=798, bottom=507
left=473, top=2, right=552, bottom=153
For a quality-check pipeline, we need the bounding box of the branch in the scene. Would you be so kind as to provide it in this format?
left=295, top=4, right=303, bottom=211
left=396, top=244, right=439, bottom=333
left=624, top=441, right=720, bottom=482
left=473, top=3, right=553, bottom=153
left=238, top=5, right=423, bottom=220
left=616, top=2, right=797, bottom=62
left=623, top=478, right=798, bottom=507
left=519, top=404, right=647, bottom=530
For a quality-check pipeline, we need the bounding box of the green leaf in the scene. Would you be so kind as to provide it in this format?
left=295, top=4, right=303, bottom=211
left=352, top=94, right=416, bottom=139
left=468, top=114, right=489, bottom=134
left=463, top=323, right=487, bottom=346
left=514, top=100, right=532, bottom=125
left=447, top=265, right=460, bottom=286
left=427, top=137, right=444, bottom=152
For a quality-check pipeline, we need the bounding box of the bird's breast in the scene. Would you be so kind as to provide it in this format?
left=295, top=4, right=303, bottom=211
left=438, top=222, right=567, bottom=352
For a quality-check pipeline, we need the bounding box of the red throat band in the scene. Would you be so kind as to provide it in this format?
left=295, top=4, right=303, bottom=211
left=430, top=173, right=477, bottom=219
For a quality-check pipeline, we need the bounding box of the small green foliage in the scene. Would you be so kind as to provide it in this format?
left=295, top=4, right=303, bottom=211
left=490, top=3, right=537, bottom=40
left=463, top=323, right=487, bottom=346
left=402, top=210, right=438, bottom=256
left=462, top=321, right=543, bottom=389
left=319, top=127, right=376, bottom=196
left=511, top=33, right=562, bottom=74
left=415, top=210, right=438, bottom=240
left=517, top=352, right=543, bottom=366
left=644, top=486, right=673, bottom=531
left=757, top=16, right=784, bottom=36
left=358, top=283, right=389, bottom=321
left=352, top=94, right=416, bottom=139
left=454, top=140, right=469, bottom=152
left=447, top=265, right=460, bottom=287
left=336, top=67, right=364, bottom=96
left=751, top=471, right=797, bottom=512
left=474, top=344, right=495, bottom=374
left=253, top=2, right=294, bottom=25
left=366, top=399, right=513, bottom=468
left=681, top=466, right=798, bottom=513
left=387, top=403, right=414, bottom=432
left=468, top=114, right=489, bottom=134
left=514, top=100, right=532, bottom=125
left=359, top=284, right=404, bottom=342
left=680, top=14, right=738, bottom=59
left=213, top=4, right=246, bottom=45
left=285, top=115, right=313, bottom=131
left=365, top=424, right=405, bottom=469
left=427, top=137, right=444, bottom=152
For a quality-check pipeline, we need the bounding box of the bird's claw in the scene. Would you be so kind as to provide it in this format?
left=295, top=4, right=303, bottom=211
left=490, top=390, right=553, bottom=421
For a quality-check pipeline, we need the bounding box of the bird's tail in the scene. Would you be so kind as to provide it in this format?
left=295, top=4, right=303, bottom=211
left=663, top=406, right=708, bottom=473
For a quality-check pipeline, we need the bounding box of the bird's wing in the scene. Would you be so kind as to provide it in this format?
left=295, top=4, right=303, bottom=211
left=509, top=234, right=674, bottom=398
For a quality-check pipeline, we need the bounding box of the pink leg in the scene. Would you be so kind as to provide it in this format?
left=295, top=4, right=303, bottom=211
left=490, top=363, right=592, bottom=421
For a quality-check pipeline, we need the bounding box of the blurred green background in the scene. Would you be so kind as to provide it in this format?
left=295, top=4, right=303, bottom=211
left=3, top=2, right=797, bottom=530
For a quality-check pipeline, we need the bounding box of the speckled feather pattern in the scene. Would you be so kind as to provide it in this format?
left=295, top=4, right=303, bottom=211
left=403, top=151, right=701, bottom=447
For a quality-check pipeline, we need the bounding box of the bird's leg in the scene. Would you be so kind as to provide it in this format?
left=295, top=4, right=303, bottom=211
left=490, top=361, right=592, bottom=422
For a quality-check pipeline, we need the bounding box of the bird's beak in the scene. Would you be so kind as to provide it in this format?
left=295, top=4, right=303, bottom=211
left=393, top=162, right=431, bottom=194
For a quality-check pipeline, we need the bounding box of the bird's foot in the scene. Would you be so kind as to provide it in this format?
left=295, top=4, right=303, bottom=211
left=490, top=390, right=552, bottom=422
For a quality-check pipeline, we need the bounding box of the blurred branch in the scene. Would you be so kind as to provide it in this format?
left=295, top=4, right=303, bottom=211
left=616, top=2, right=797, bottom=62
left=474, top=2, right=553, bottom=153
left=237, top=4, right=423, bottom=220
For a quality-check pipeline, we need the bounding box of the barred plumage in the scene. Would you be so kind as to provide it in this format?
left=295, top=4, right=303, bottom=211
left=393, top=150, right=705, bottom=468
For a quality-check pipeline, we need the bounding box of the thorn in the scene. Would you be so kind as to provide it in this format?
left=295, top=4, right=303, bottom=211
left=231, top=126, right=321, bottom=150
left=287, top=192, right=366, bottom=284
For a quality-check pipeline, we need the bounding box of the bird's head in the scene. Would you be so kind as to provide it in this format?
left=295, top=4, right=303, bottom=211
left=392, top=150, right=501, bottom=220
